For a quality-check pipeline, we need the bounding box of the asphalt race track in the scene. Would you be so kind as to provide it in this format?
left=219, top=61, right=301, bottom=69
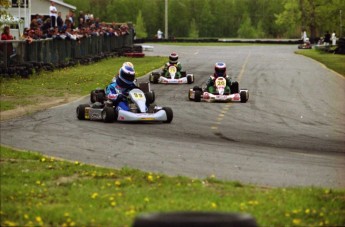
left=1, top=44, right=344, bottom=188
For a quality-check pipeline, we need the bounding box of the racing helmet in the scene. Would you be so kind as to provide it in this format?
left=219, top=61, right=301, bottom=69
left=169, top=52, right=178, bottom=64
left=122, top=61, right=134, bottom=68
left=214, top=62, right=226, bottom=77
left=116, top=64, right=136, bottom=87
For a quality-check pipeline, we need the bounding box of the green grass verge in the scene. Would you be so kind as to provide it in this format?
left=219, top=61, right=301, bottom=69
left=1, top=145, right=344, bottom=226
left=0, top=56, right=166, bottom=112
left=295, top=49, right=345, bottom=77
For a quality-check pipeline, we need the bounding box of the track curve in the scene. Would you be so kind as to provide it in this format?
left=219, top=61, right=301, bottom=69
left=1, top=44, right=344, bottom=188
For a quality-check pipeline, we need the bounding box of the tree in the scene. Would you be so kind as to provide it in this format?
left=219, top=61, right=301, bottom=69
left=237, top=13, right=257, bottom=38
left=188, top=18, right=199, bottom=38
left=135, top=10, right=147, bottom=38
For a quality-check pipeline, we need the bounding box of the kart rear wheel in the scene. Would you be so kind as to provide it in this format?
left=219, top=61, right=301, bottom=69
left=194, top=90, right=202, bottom=102
left=240, top=91, right=248, bottom=103
left=163, top=107, right=173, bottom=123
left=90, top=90, right=97, bottom=103
left=76, top=104, right=90, bottom=120
left=231, top=81, right=239, bottom=94
left=102, top=106, right=115, bottom=123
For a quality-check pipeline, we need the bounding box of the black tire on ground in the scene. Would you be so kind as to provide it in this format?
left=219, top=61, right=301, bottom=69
left=187, top=75, right=193, bottom=84
left=180, top=71, right=187, bottom=77
left=162, top=107, right=173, bottom=123
left=132, top=212, right=258, bottom=227
left=240, top=91, right=248, bottom=103
left=102, top=106, right=115, bottom=123
left=231, top=81, right=239, bottom=94
left=90, top=90, right=97, bottom=103
left=145, top=91, right=155, bottom=105
left=96, top=92, right=106, bottom=103
left=193, top=86, right=202, bottom=92
left=194, top=90, right=202, bottom=102
left=76, top=104, right=90, bottom=120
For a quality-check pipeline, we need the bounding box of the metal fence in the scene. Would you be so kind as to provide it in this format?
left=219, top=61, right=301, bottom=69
left=0, top=32, right=134, bottom=68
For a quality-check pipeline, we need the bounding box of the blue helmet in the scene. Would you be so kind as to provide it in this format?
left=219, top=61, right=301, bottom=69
left=116, top=63, right=135, bottom=87
left=214, top=62, right=226, bottom=77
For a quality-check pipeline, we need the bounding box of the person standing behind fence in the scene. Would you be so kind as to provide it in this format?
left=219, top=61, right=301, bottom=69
left=49, top=1, right=58, bottom=28
left=1, top=26, right=14, bottom=64
left=331, top=31, right=337, bottom=46
left=57, top=12, right=64, bottom=32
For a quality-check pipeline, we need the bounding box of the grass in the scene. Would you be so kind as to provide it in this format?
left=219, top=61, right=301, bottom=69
left=1, top=48, right=345, bottom=226
left=295, top=48, right=345, bottom=76
left=1, top=145, right=344, bottom=227
left=0, top=56, right=166, bottom=112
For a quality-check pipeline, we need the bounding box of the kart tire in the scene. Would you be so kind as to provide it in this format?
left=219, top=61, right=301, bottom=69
left=145, top=91, right=155, bottom=105
left=187, top=75, right=194, bottom=84
left=76, top=104, right=90, bottom=120
left=180, top=71, right=187, bottom=77
left=231, top=81, right=239, bottom=94
left=102, top=106, right=115, bottom=123
left=150, top=72, right=160, bottom=84
left=194, top=90, right=202, bottom=102
left=193, top=86, right=202, bottom=92
left=90, top=90, right=97, bottom=103
left=163, top=107, right=173, bottom=123
left=240, top=91, right=248, bottom=103
left=90, top=88, right=105, bottom=103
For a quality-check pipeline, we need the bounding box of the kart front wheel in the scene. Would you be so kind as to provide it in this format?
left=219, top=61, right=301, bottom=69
left=163, top=107, right=173, bottom=123
left=187, top=75, right=194, bottom=84
left=145, top=91, right=155, bottom=105
left=231, top=81, right=239, bottom=94
left=102, top=106, right=115, bottom=123
left=240, top=91, right=248, bottom=103
left=76, top=104, right=90, bottom=120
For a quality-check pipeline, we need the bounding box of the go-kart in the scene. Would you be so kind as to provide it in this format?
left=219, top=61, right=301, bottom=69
left=298, top=42, right=312, bottom=49
left=188, top=77, right=249, bottom=103
left=149, top=65, right=194, bottom=84
left=76, top=83, right=173, bottom=123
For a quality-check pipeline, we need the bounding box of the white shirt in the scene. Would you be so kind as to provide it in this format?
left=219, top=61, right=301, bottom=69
left=50, top=5, right=57, bottom=17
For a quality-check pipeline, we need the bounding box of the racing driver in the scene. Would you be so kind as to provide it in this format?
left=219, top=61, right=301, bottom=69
left=105, top=62, right=137, bottom=111
left=206, top=62, right=232, bottom=94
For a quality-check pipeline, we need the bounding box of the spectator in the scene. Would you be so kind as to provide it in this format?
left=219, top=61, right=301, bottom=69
left=331, top=31, right=336, bottom=46
left=49, top=1, right=58, bottom=28
left=41, top=18, right=52, bottom=34
left=1, top=26, right=14, bottom=63
left=57, top=12, right=64, bottom=31
left=301, top=29, right=307, bottom=42
left=157, top=29, right=163, bottom=39
left=324, top=31, right=331, bottom=45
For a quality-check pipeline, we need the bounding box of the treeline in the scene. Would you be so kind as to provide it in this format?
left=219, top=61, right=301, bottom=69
left=65, top=0, right=344, bottom=39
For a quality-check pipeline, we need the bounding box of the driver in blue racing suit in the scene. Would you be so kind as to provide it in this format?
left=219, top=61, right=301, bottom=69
left=205, top=62, right=232, bottom=94
left=105, top=63, right=137, bottom=111
left=162, top=52, right=183, bottom=79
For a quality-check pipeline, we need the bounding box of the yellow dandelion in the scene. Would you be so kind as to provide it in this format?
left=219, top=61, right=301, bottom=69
left=292, top=209, right=299, bottom=214
left=70, top=221, right=76, bottom=226
left=35, top=216, right=42, bottom=222
left=292, top=219, right=301, bottom=225
left=324, top=189, right=331, bottom=194
left=144, top=197, right=150, bottom=202
left=147, top=175, right=154, bottom=182
left=64, top=212, right=69, bottom=217
left=117, top=192, right=123, bottom=197
left=111, top=201, right=117, bottom=207
left=115, top=180, right=121, bottom=186
left=91, top=192, right=98, bottom=199
left=36, top=180, right=41, bottom=185
left=24, top=214, right=29, bottom=219
left=211, top=202, right=217, bottom=208
left=319, top=212, right=324, bottom=217
left=40, top=158, right=46, bottom=162
left=305, top=209, right=310, bottom=214
left=109, top=196, right=115, bottom=201
left=126, top=177, right=132, bottom=182
left=74, top=161, right=80, bottom=165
